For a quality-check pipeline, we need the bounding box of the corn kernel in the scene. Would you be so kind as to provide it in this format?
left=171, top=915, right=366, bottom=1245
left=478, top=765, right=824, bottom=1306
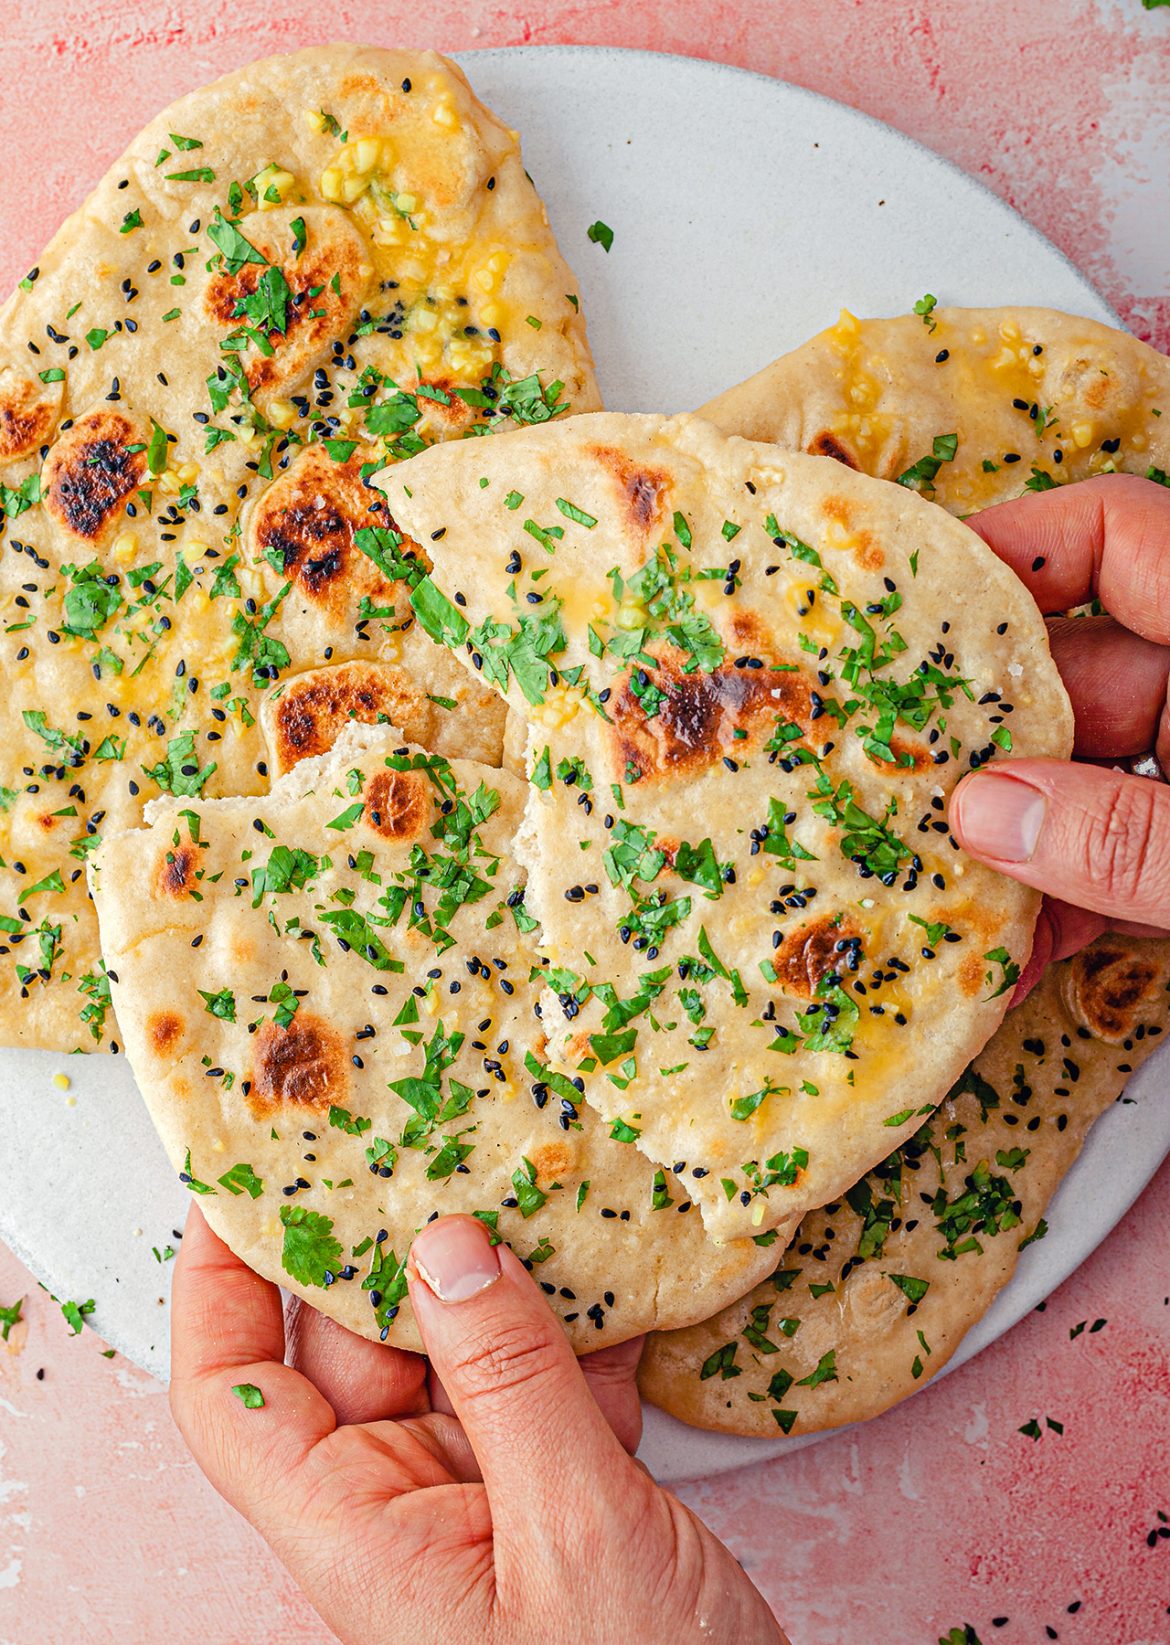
left=340, top=174, right=368, bottom=204
left=52, top=1073, right=70, bottom=1091
left=1071, top=421, right=1094, bottom=448
left=479, top=302, right=502, bottom=327
left=355, top=137, right=381, bottom=174
left=267, top=399, right=296, bottom=429
left=615, top=601, right=646, bottom=630
left=372, top=217, right=403, bottom=247
left=157, top=470, right=180, bottom=495
left=113, top=532, right=138, bottom=565
left=255, top=163, right=296, bottom=208
left=304, top=109, right=327, bottom=133
left=395, top=192, right=418, bottom=214
left=320, top=168, right=344, bottom=201
left=473, top=267, right=497, bottom=294
left=177, top=462, right=200, bottom=484
left=184, top=539, right=209, bottom=557
left=411, top=308, right=438, bottom=333
left=532, top=684, right=582, bottom=728
left=831, top=309, right=860, bottom=348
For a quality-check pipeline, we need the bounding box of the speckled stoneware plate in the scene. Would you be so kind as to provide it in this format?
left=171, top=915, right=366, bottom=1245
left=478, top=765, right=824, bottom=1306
left=2, top=46, right=1163, bottom=1486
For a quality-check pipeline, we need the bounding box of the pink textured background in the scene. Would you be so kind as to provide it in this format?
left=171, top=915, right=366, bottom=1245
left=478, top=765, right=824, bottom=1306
left=2, top=4, right=1169, bottom=1643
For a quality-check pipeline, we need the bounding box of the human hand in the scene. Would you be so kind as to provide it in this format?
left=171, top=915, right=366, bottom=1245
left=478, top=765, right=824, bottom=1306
left=949, top=473, right=1170, bottom=996
left=170, top=1206, right=787, bottom=1645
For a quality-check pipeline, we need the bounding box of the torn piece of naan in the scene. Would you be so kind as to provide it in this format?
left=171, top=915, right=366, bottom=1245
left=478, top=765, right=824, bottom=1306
left=91, top=724, right=775, bottom=1353
left=379, top=412, right=1073, bottom=1240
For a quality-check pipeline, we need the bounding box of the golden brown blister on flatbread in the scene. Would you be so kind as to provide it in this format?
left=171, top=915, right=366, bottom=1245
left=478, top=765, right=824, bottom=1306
left=91, top=725, right=775, bottom=1353
left=699, top=307, right=1170, bottom=513
left=638, top=936, right=1170, bottom=1435
left=379, top=412, right=1073, bottom=1241
left=260, top=659, right=502, bottom=776
left=0, top=44, right=596, bottom=1051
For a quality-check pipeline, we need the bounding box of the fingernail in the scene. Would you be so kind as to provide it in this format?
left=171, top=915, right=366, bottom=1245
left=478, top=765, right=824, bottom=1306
left=957, top=774, right=1047, bottom=863
left=412, top=1216, right=501, bottom=1304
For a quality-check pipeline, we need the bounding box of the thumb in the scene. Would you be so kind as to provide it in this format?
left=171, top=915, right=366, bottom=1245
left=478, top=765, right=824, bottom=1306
left=950, top=758, right=1170, bottom=927
left=406, top=1215, right=637, bottom=1542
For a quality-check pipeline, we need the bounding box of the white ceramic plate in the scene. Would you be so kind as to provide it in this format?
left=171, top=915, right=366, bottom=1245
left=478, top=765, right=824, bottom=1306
left=2, top=46, right=1163, bottom=1486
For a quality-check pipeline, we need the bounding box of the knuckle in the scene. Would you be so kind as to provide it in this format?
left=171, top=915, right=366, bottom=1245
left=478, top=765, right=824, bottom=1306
left=446, top=1312, right=562, bottom=1406
left=1082, top=778, right=1168, bottom=907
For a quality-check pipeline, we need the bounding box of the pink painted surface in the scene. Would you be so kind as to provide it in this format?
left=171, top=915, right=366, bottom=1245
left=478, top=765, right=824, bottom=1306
left=2, top=3, right=1169, bottom=1642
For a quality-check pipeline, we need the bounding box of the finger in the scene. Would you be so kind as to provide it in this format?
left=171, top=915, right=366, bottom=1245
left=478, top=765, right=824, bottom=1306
left=428, top=1332, right=644, bottom=1465
left=1046, top=616, right=1170, bottom=759
left=968, top=472, right=1170, bottom=644
left=1013, top=893, right=1170, bottom=1003
left=1012, top=898, right=1108, bottom=1003
left=950, top=759, right=1170, bottom=926
left=284, top=1297, right=429, bottom=1427
left=580, top=1336, right=645, bottom=1456
left=406, top=1215, right=634, bottom=1544
left=170, top=1206, right=334, bottom=1528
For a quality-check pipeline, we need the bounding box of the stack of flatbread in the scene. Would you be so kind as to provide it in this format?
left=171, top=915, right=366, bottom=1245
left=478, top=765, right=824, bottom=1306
left=2, top=44, right=1166, bottom=1431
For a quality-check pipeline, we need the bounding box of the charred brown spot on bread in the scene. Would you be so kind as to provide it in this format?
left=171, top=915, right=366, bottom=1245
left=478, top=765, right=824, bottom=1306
left=365, top=767, right=431, bottom=839
left=564, top=1027, right=592, bottom=1064
left=808, top=431, right=859, bottom=469
left=249, top=446, right=409, bottom=618
left=204, top=228, right=366, bottom=397
left=147, top=1010, right=185, bottom=1056
left=0, top=378, right=57, bottom=463
left=270, top=663, right=423, bottom=773
left=338, top=73, right=390, bottom=103
left=414, top=374, right=477, bottom=431
left=610, top=645, right=811, bottom=783
left=589, top=445, right=671, bottom=534
left=959, top=953, right=986, bottom=998
left=773, top=917, right=857, bottom=1001
left=528, top=1140, right=572, bottom=1178
left=1063, top=939, right=1167, bottom=1043
left=822, top=496, right=854, bottom=528
left=1082, top=370, right=1112, bottom=413
left=156, top=843, right=199, bottom=898
left=869, top=734, right=929, bottom=773
left=819, top=497, right=883, bottom=570
left=41, top=410, right=146, bottom=542
left=248, top=1013, right=348, bottom=1118
left=851, top=530, right=884, bottom=572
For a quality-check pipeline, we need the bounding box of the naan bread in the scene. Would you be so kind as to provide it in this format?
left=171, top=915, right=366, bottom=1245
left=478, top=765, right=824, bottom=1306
left=0, top=44, right=599, bottom=1052
left=379, top=412, right=1073, bottom=1241
left=639, top=936, right=1170, bottom=1435
left=90, top=724, right=775, bottom=1352
left=699, top=306, right=1170, bottom=512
